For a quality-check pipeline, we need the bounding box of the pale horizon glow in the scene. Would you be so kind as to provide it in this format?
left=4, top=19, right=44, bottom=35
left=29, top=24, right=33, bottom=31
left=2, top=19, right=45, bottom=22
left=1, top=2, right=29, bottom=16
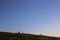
left=0, top=0, right=60, bottom=37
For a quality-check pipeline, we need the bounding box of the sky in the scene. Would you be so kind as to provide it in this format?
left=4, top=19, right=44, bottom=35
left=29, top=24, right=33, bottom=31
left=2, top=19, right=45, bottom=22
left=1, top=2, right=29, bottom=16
left=0, top=0, right=60, bottom=37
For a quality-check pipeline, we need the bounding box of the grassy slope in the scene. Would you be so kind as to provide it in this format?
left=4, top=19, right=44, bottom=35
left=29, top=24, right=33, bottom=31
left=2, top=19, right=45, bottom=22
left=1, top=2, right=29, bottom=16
left=0, top=32, right=60, bottom=40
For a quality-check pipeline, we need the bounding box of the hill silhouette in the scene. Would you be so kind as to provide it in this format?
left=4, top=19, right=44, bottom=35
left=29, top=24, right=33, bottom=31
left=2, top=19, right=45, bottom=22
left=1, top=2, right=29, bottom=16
left=0, top=32, right=60, bottom=40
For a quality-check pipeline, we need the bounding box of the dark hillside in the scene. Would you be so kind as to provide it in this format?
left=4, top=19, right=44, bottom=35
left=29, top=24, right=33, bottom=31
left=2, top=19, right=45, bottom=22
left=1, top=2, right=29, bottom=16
left=0, top=32, right=60, bottom=40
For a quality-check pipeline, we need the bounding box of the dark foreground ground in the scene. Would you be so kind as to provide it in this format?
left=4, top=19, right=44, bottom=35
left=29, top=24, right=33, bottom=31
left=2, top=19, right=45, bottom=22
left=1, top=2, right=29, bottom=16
left=0, top=32, right=60, bottom=40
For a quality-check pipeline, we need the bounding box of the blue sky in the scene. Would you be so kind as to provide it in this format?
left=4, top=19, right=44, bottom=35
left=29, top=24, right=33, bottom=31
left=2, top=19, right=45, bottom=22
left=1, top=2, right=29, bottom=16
left=0, top=0, right=60, bottom=37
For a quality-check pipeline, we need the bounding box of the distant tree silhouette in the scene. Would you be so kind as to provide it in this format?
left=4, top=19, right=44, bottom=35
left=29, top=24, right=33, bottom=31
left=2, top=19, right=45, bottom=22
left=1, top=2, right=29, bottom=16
left=18, top=32, right=20, bottom=34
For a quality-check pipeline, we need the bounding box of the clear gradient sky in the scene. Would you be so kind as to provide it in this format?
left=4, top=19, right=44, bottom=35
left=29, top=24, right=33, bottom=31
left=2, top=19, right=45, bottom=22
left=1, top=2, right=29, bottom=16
left=0, top=0, right=60, bottom=37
